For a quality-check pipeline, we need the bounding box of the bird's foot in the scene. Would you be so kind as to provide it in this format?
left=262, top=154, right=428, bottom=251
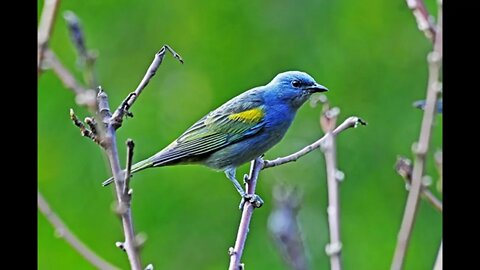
left=239, top=193, right=264, bottom=210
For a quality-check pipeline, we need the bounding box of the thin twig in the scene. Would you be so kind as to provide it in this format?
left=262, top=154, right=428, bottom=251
left=395, top=157, right=443, bottom=212
left=69, top=108, right=96, bottom=140
left=44, top=49, right=86, bottom=95
left=391, top=1, right=442, bottom=269
left=433, top=241, right=442, bottom=270
left=39, top=2, right=119, bottom=268
left=38, top=191, right=119, bottom=270
left=320, top=105, right=342, bottom=270
left=125, top=139, right=135, bottom=195
left=37, top=0, right=61, bottom=73
left=44, top=49, right=99, bottom=110
left=229, top=157, right=264, bottom=270
left=405, top=0, right=437, bottom=42
left=421, top=190, right=443, bottom=212
left=263, top=116, right=366, bottom=169
left=268, top=185, right=308, bottom=270
left=111, top=45, right=183, bottom=128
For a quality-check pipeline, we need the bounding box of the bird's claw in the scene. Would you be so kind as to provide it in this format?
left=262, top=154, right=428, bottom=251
left=243, top=174, right=249, bottom=184
left=238, top=194, right=264, bottom=210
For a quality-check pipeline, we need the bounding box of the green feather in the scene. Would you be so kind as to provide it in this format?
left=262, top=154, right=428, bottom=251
left=101, top=159, right=153, bottom=186
left=102, top=88, right=266, bottom=186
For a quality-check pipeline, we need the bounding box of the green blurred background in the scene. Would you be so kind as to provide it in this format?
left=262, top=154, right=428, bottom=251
left=38, top=0, right=442, bottom=269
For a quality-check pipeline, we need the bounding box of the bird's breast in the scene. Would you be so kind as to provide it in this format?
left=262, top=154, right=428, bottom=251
left=263, top=105, right=296, bottom=136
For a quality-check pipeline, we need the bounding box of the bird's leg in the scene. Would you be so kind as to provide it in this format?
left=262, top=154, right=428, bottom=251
left=225, top=168, right=247, bottom=197
left=225, top=168, right=264, bottom=210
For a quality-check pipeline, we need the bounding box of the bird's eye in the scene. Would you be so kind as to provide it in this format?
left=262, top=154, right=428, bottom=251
left=291, top=80, right=301, bottom=88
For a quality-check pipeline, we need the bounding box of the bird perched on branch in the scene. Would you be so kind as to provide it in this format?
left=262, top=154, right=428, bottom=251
left=103, top=71, right=328, bottom=208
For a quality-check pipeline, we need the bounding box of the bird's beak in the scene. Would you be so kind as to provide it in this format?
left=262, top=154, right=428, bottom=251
left=306, top=83, right=329, bottom=93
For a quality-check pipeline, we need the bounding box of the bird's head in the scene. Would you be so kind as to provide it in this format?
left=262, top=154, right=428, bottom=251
left=266, top=71, right=328, bottom=109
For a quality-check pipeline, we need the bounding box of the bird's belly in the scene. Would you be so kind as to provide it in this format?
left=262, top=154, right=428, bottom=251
left=202, top=128, right=287, bottom=170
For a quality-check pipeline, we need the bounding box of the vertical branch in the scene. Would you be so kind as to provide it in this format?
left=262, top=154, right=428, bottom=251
left=405, top=0, right=437, bottom=42
left=39, top=2, right=182, bottom=268
left=320, top=104, right=343, bottom=270
left=65, top=45, right=181, bottom=269
left=97, top=91, right=143, bottom=270
left=391, top=1, right=442, bottom=269
left=229, top=157, right=264, bottom=270
left=37, top=0, right=61, bottom=73
left=38, top=192, right=119, bottom=270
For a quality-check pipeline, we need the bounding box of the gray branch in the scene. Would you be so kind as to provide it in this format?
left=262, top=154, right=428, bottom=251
left=228, top=157, right=265, bottom=270
left=263, top=117, right=366, bottom=169
left=395, top=157, right=442, bottom=212
left=391, top=0, right=442, bottom=269
left=111, top=45, right=183, bottom=128
left=405, top=0, right=437, bottom=42
left=319, top=104, right=343, bottom=270
left=38, top=0, right=61, bottom=73
left=38, top=191, right=119, bottom=270
left=39, top=8, right=183, bottom=268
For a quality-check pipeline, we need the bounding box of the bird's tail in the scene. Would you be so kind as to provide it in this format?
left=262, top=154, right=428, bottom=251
left=102, top=159, right=154, bottom=186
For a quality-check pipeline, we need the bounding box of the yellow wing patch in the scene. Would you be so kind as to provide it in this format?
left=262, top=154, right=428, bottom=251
left=228, top=108, right=264, bottom=123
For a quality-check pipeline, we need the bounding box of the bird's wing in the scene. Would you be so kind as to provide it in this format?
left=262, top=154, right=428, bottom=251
left=149, top=89, right=266, bottom=165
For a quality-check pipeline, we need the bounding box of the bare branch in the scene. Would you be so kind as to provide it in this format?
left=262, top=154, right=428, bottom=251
left=111, top=45, right=184, bottom=128
left=98, top=90, right=143, bottom=270
left=44, top=49, right=99, bottom=110
left=391, top=1, right=442, bottom=269
left=320, top=106, right=342, bottom=270
left=268, top=185, right=308, bottom=270
left=40, top=8, right=156, bottom=269
left=229, top=157, right=265, bottom=270
left=38, top=0, right=61, bottom=73
left=395, top=157, right=442, bottom=212
left=38, top=191, right=119, bottom=270
left=44, top=49, right=85, bottom=95
left=70, top=109, right=95, bottom=139
left=263, top=116, right=366, bottom=169
left=406, top=0, right=437, bottom=42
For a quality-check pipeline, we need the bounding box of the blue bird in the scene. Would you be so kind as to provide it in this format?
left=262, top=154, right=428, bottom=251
left=103, top=71, right=328, bottom=207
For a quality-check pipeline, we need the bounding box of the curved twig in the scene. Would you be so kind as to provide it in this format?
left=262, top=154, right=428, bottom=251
left=38, top=191, right=119, bottom=270
left=264, top=116, right=366, bottom=169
